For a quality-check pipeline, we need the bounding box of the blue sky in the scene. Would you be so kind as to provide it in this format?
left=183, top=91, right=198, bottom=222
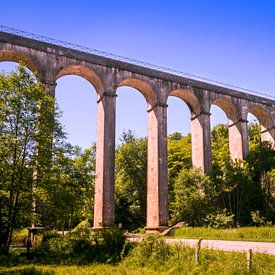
left=1, top=0, right=275, bottom=148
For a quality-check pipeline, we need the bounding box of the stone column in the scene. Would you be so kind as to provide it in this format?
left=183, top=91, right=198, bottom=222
left=146, top=103, right=168, bottom=232
left=93, top=91, right=116, bottom=229
left=42, top=80, right=56, bottom=98
left=228, top=118, right=249, bottom=160
left=261, top=127, right=275, bottom=148
left=191, top=112, right=212, bottom=174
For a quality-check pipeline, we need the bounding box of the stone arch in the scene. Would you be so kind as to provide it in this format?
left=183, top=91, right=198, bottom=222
left=248, top=105, right=272, bottom=129
left=212, top=98, right=240, bottom=123
left=167, top=89, right=212, bottom=173
left=118, top=78, right=155, bottom=108
left=211, top=98, right=246, bottom=160
left=248, top=105, right=274, bottom=147
left=168, top=89, right=201, bottom=116
left=0, top=50, right=42, bottom=77
left=56, top=65, right=104, bottom=96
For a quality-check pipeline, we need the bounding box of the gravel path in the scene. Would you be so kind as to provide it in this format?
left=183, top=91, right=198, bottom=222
left=127, top=236, right=275, bottom=255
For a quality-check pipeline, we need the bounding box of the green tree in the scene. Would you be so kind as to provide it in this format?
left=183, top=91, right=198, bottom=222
left=171, top=168, right=210, bottom=226
left=210, top=160, right=254, bottom=225
left=211, top=124, right=230, bottom=164
left=167, top=133, right=192, bottom=212
left=0, top=65, right=57, bottom=254
left=115, top=131, right=147, bottom=230
left=38, top=144, right=96, bottom=231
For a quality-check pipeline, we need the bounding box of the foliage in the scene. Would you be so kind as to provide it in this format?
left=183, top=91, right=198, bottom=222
left=260, top=169, right=275, bottom=222
left=0, top=65, right=96, bottom=255
left=71, top=219, right=92, bottom=237
left=123, top=236, right=170, bottom=268
left=209, top=160, right=255, bottom=226
left=167, top=133, right=192, bottom=205
left=39, top=144, right=96, bottom=231
left=251, top=210, right=272, bottom=226
left=11, top=228, right=29, bottom=246
left=1, top=233, right=275, bottom=274
left=204, top=209, right=235, bottom=229
left=0, top=65, right=58, bottom=254
left=115, top=131, right=147, bottom=230
left=33, top=229, right=126, bottom=264
left=211, top=124, right=230, bottom=163
left=171, top=168, right=210, bottom=226
left=122, top=237, right=275, bottom=274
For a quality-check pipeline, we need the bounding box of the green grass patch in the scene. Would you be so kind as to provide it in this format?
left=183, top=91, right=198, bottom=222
left=170, top=226, right=275, bottom=242
left=1, top=241, right=275, bottom=274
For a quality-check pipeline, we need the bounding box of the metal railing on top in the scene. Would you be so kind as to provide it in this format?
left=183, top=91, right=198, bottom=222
left=0, top=25, right=274, bottom=100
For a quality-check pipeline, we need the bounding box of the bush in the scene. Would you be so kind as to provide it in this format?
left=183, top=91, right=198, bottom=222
left=204, top=209, right=235, bottom=229
left=124, top=236, right=170, bottom=267
left=71, top=219, right=92, bottom=237
left=33, top=229, right=126, bottom=264
left=171, top=168, right=210, bottom=226
left=12, top=228, right=29, bottom=246
left=251, top=210, right=272, bottom=226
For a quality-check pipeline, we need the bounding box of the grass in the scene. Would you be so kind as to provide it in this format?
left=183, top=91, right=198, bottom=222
left=0, top=249, right=274, bottom=274
left=1, top=232, right=275, bottom=274
left=169, top=226, right=275, bottom=242
left=1, top=237, right=275, bottom=274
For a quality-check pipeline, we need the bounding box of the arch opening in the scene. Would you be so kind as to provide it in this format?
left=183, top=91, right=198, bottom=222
left=247, top=107, right=274, bottom=148
left=169, top=89, right=201, bottom=116
left=167, top=95, right=192, bottom=166
left=0, top=60, right=37, bottom=79
left=211, top=99, right=248, bottom=162
left=56, top=65, right=104, bottom=97
left=0, top=50, right=41, bottom=77
left=115, top=85, right=148, bottom=230
left=56, top=74, right=98, bottom=148
left=210, top=104, right=230, bottom=163
left=118, top=78, right=155, bottom=109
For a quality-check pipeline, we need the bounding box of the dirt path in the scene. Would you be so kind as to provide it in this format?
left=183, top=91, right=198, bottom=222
left=166, top=238, right=275, bottom=255
left=127, top=236, right=275, bottom=255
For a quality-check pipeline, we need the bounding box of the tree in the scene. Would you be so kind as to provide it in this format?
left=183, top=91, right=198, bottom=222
left=34, top=142, right=96, bottom=231
left=211, top=124, right=230, bottom=164
left=0, top=65, right=57, bottom=254
left=167, top=133, right=192, bottom=211
left=171, top=168, right=210, bottom=226
left=115, top=131, right=147, bottom=230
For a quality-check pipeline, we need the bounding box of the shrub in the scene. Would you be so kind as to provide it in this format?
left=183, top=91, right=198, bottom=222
left=204, top=209, right=235, bottom=229
left=71, top=219, right=92, bottom=237
left=171, top=168, right=210, bottom=226
left=124, top=236, right=170, bottom=267
left=12, top=228, right=29, bottom=246
left=33, top=229, right=126, bottom=264
left=251, top=210, right=272, bottom=226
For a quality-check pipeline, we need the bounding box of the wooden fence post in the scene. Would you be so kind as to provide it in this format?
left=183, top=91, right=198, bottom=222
left=195, top=239, right=202, bottom=264
left=247, top=249, right=252, bottom=272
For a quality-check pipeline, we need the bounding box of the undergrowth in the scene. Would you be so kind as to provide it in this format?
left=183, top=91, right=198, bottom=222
left=1, top=235, right=274, bottom=274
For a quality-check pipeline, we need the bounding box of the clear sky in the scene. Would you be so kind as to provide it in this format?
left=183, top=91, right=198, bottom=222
left=1, top=0, right=275, bottom=148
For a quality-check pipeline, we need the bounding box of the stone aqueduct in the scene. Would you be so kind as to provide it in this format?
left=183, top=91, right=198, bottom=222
left=1, top=29, right=275, bottom=231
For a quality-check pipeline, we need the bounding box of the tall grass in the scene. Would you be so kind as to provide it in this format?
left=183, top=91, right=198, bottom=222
left=122, top=236, right=275, bottom=274
left=170, top=226, right=275, bottom=242
left=1, top=235, right=274, bottom=274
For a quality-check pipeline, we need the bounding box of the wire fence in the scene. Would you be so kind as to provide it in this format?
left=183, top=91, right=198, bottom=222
left=1, top=25, right=275, bottom=100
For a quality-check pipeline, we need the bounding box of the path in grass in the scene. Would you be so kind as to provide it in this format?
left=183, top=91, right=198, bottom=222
left=127, top=237, right=275, bottom=255
left=165, top=238, right=275, bottom=255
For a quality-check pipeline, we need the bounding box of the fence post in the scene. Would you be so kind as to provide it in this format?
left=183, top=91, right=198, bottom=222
left=195, top=239, right=202, bottom=264
left=246, top=249, right=252, bottom=272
